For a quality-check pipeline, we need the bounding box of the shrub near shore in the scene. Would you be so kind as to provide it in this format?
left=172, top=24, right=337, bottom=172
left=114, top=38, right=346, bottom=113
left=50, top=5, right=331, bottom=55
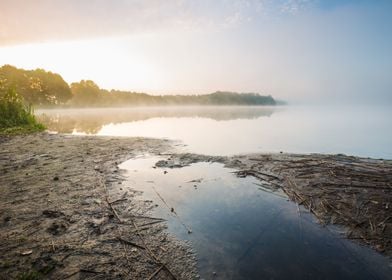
left=0, top=88, right=45, bottom=134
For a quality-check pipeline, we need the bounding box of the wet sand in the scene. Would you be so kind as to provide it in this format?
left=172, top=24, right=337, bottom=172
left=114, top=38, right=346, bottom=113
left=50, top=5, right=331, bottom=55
left=1, top=133, right=391, bottom=279
left=0, top=133, right=197, bottom=279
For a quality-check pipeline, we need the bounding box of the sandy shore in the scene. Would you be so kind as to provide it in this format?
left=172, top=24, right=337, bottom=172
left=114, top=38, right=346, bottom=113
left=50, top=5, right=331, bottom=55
left=1, top=133, right=391, bottom=279
left=0, top=133, right=197, bottom=279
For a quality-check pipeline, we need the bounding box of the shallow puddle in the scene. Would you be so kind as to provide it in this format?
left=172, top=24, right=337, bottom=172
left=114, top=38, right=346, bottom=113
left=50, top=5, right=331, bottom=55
left=120, top=156, right=392, bottom=280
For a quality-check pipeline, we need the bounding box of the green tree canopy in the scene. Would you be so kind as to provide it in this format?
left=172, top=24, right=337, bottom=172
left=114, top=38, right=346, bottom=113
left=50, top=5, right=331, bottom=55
left=70, top=80, right=102, bottom=106
left=0, top=65, right=72, bottom=105
left=0, top=65, right=279, bottom=107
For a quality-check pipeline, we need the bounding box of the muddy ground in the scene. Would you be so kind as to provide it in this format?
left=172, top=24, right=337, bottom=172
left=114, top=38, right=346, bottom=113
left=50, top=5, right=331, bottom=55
left=0, top=133, right=197, bottom=280
left=1, top=133, right=391, bottom=280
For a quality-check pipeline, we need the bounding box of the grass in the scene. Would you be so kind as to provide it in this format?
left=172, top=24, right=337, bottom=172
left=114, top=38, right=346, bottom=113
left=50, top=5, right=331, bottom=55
left=0, top=88, right=45, bottom=135
left=17, top=270, right=43, bottom=280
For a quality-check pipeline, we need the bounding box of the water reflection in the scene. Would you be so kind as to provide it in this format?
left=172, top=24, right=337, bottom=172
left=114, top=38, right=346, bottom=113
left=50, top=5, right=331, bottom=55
left=37, top=106, right=276, bottom=134
left=36, top=105, right=392, bottom=158
left=120, top=156, right=392, bottom=280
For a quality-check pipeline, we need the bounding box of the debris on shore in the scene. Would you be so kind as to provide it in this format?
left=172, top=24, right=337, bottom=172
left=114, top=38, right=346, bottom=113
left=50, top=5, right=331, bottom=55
left=158, top=153, right=392, bottom=256
left=1, top=133, right=391, bottom=279
left=0, top=133, right=197, bottom=279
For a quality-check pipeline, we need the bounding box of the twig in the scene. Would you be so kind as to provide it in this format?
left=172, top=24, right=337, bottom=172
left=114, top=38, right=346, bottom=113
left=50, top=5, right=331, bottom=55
left=137, top=220, right=165, bottom=228
left=109, top=198, right=128, bottom=204
left=121, top=238, right=132, bottom=271
left=131, top=219, right=178, bottom=280
left=147, top=265, right=164, bottom=280
left=106, top=197, right=123, bottom=223
left=51, top=240, right=55, bottom=252
left=129, top=215, right=166, bottom=221
left=233, top=169, right=282, bottom=181
left=151, top=185, right=192, bottom=234
left=116, top=236, right=145, bottom=250
left=63, top=270, right=80, bottom=279
left=296, top=203, right=303, bottom=242
left=80, top=268, right=104, bottom=274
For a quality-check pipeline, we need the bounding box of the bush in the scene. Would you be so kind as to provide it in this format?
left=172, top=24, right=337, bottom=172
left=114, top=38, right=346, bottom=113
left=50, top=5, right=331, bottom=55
left=0, top=88, right=45, bottom=133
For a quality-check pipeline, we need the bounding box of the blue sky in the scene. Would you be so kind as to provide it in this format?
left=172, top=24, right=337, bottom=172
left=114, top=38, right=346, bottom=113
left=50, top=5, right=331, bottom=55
left=0, top=0, right=391, bottom=104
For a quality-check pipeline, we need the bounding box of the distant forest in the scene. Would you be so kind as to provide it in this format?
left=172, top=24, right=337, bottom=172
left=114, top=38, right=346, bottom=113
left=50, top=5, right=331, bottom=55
left=0, top=65, right=277, bottom=107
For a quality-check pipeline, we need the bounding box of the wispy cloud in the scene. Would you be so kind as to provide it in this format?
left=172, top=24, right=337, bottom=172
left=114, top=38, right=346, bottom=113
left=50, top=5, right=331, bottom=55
left=0, top=0, right=318, bottom=46
left=280, top=0, right=314, bottom=14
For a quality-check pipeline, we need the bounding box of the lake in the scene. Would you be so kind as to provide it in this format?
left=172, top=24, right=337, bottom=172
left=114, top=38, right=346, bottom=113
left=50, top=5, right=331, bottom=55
left=36, top=106, right=392, bottom=279
left=37, top=105, right=392, bottom=159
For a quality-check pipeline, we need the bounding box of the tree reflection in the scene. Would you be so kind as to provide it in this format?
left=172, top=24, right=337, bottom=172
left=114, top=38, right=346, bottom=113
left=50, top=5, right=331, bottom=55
left=37, top=106, right=277, bottom=134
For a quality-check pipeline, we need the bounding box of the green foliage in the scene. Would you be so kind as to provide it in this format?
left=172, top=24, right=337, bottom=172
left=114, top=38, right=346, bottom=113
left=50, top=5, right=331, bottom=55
left=0, top=65, right=72, bottom=106
left=0, top=64, right=279, bottom=108
left=69, top=81, right=277, bottom=107
left=0, top=88, right=45, bottom=134
left=70, top=80, right=102, bottom=106
left=17, top=270, right=43, bottom=280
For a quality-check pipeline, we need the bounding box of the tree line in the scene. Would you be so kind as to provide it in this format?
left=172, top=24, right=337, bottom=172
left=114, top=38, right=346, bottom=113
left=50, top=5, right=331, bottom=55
left=0, top=65, right=277, bottom=107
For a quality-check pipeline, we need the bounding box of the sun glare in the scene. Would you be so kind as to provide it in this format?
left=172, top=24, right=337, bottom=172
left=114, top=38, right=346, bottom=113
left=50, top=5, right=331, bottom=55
left=0, top=38, right=162, bottom=91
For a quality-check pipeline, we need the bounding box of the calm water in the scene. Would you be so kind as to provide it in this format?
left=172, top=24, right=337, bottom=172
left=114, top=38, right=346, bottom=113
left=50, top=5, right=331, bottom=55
left=35, top=106, right=392, bottom=278
left=120, top=156, right=392, bottom=280
left=37, top=105, right=392, bottom=159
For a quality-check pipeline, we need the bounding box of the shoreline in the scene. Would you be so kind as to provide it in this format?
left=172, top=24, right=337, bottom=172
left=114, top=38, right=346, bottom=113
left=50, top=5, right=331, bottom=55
left=157, top=152, right=392, bottom=257
left=1, top=133, right=391, bottom=279
left=0, top=133, right=197, bottom=279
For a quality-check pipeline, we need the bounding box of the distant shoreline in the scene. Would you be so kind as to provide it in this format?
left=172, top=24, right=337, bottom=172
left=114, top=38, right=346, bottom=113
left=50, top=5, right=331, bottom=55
left=35, top=103, right=284, bottom=110
left=1, top=64, right=281, bottom=108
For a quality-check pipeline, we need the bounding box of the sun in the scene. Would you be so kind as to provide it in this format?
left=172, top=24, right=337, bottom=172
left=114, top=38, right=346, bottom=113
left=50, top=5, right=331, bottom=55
left=0, top=37, right=164, bottom=92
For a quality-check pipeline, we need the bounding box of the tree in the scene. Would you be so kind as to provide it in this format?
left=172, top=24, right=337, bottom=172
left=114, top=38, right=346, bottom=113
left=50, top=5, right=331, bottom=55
left=0, top=65, right=30, bottom=99
left=28, top=69, right=72, bottom=105
left=0, top=65, right=72, bottom=106
left=70, top=80, right=102, bottom=106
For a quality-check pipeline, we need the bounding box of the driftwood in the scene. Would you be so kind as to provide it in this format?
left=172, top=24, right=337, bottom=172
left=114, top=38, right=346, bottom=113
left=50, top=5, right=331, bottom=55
left=116, top=237, right=146, bottom=250
left=100, top=177, right=179, bottom=280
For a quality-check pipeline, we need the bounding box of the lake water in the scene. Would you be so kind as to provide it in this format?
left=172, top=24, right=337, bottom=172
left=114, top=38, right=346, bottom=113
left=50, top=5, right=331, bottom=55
left=37, top=105, right=392, bottom=159
left=119, top=156, right=392, bottom=280
left=36, top=106, right=392, bottom=279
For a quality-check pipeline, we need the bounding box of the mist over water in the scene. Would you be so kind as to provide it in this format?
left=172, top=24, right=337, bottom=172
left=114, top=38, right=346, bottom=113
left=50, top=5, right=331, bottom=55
left=37, top=105, right=392, bottom=159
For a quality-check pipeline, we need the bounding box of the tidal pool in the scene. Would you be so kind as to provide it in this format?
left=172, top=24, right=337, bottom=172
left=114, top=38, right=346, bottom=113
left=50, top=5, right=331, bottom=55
left=120, top=156, right=392, bottom=280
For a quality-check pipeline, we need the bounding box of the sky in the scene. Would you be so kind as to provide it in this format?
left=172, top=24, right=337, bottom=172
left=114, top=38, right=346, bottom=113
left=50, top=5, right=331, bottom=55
left=0, top=0, right=391, bottom=104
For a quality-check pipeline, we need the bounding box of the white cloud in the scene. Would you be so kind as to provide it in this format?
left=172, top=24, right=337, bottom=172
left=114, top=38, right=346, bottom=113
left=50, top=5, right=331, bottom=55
left=280, top=0, right=314, bottom=14
left=0, top=0, right=316, bottom=46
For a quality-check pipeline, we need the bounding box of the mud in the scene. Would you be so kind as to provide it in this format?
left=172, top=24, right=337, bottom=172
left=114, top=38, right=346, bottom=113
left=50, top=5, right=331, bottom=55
left=0, top=133, right=197, bottom=279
